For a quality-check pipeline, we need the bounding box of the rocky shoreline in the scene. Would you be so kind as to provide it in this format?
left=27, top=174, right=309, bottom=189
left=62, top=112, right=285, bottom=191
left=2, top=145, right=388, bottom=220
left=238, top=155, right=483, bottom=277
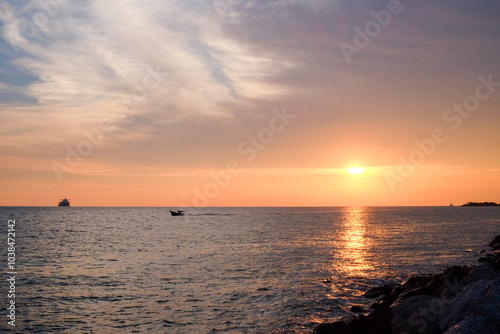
left=313, top=235, right=500, bottom=334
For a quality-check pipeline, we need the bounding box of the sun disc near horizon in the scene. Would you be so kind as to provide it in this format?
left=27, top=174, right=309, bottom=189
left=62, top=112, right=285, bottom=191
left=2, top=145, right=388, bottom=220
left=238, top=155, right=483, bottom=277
left=346, top=167, right=364, bottom=175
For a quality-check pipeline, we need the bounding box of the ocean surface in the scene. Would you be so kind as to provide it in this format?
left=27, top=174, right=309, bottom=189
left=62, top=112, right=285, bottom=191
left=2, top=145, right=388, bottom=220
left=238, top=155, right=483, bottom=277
left=0, top=206, right=498, bottom=333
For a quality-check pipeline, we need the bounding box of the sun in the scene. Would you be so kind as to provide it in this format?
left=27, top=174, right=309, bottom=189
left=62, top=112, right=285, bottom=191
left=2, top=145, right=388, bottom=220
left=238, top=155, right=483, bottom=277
left=346, top=167, right=364, bottom=175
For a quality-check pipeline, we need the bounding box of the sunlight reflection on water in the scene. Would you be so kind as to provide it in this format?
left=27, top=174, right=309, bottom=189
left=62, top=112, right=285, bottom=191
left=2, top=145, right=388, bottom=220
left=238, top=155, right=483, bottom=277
left=337, top=207, right=373, bottom=277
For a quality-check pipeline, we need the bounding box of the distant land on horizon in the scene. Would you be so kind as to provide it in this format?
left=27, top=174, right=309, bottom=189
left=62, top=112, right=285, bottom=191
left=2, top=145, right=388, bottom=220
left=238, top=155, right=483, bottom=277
left=461, top=201, right=500, bottom=207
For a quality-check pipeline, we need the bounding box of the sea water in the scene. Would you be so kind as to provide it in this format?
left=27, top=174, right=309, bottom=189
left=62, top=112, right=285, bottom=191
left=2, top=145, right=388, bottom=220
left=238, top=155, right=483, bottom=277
left=0, top=206, right=498, bottom=333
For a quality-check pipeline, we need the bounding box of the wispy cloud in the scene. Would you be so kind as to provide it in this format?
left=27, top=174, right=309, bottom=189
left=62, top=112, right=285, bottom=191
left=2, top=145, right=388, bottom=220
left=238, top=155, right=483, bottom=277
left=0, top=0, right=499, bottom=176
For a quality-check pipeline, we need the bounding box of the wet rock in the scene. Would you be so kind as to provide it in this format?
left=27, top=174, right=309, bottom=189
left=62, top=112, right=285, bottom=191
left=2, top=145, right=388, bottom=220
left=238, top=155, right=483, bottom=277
left=313, top=321, right=361, bottom=334
left=459, top=263, right=497, bottom=286
left=439, top=277, right=500, bottom=332
left=478, top=254, right=495, bottom=263
left=388, top=285, right=405, bottom=305
left=350, top=305, right=364, bottom=313
left=400, top=274, right=433, bottom=290
left=392, top=285, right=429, bottom=305
left=442, top=266, right=470, bottom=282
left=350, top=302, right=392, bottom=334
left=427, top=266, right=471, bottom=300
left=365, top=283, right=399, bottom=304
left=425, top=275, right=445, bottom=297
left=382, top=283, right=399, bottom=302
left=391, top=295, right=443, bottom=334
left=443, top=315, right=496, bottom=334
left=364, top=286, right=385, bottom=299
left=382, top=283, right=399, bottom=295
left=488, top=235, right=500, bottom=250
left=488, top=253, right=500, bottom=272
left=316, top=301, right=393, bottom=334
left=366, top=302, right=392, bottom=334
left=313, top=321, right=346, bottom=334
left=369, top=298, right=389, bottom=311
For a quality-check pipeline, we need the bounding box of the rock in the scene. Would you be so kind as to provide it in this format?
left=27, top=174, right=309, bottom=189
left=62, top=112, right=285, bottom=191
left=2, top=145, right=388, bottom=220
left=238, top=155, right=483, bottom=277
left=316, top=300, right=392, bottom=334
left=365, top=283, right=400, bottom=303
left=439, top=277, right=500, bottom=332
left=400, top=274, right=433, bottom=290
left=367, top=303, right=392, bottom=334
left=394, top=285, right=430, bottom=305
left=350, top=305, right=364, bottom=313
left=382, top=283, right=400, bottom=297
left=428, top=266, right=471, bottom=300
left=443, top=315, right=496, bottom=334
left=388, top=285, right=405, bottom=305
left=374, top=294, right=388, bottom=302
left=478, top=254, right=496, bottom=263
left=459, top=263, right=497, bottom=286
left=425, top=275, right=445, bottom=298
left=352, top=302, right=392, bottom=334
left=370, top=298, right=389, bottom=311
left=313, top=321, right=361, bottom=334
left=488, top=235, right=500, bottom=248
left=472, top=280, right=500, bottom=329
left=391, top=295, right=443, bottom=334
left=442, top=266, right=471, bottom=282
left=488, top=253, right=500, bottom=272
left=365, top=286, right=385, bottom=299
left=382, top=283, right=400, bottom=305
left=313, top=321, right=346, bottom=334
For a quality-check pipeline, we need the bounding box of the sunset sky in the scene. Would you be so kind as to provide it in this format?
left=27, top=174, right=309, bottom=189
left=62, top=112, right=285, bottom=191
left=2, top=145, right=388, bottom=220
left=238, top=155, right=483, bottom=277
left=1, top=0, right=499, bottom=206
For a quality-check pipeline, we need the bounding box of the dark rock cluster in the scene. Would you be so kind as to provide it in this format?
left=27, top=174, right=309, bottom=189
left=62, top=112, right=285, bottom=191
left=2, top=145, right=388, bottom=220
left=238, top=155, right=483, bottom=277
left=313, top=235, right=500, bottom=334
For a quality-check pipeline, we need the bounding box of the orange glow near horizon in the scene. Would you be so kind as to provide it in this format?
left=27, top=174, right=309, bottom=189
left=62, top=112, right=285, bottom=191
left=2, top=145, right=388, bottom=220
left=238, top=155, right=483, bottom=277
left=1, top=166, right=500, bottom=207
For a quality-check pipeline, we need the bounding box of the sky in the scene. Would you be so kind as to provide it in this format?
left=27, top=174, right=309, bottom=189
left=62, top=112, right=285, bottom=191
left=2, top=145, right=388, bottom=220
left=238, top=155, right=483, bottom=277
left=1, top=0, right=499, bottom=206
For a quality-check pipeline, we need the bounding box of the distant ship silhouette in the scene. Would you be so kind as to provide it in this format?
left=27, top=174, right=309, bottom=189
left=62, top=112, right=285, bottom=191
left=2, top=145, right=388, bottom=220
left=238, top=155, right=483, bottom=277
left=58, top=198, right=70, bottom=207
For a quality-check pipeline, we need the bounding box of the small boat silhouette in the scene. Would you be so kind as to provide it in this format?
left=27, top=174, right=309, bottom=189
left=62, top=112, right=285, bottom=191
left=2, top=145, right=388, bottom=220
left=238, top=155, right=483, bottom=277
left=170, top=210, right=185, bottom=216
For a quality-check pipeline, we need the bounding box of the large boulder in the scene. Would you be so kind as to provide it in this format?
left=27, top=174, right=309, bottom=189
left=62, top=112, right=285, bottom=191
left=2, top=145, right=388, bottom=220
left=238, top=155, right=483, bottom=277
left=392, top=286, right=428, bottom=305
left=425, top=266, right=471, bottom=299
left=488, top=235, right=500, bottom=250
left=313, top=300, right=392, bottom=334
left=400, top=275, right=433, bottom=290
left=439, top=277, right=500, bottom=332
left=365, top=283, right=399, bottom=299
left=391, top=295, right=443, bottom=334
left=488, top=253, right=500, bottom=272
left=364, top=286, right=386, bottom=299
left=443, top=315, right=496, bottom=334
left=458, top=263, right=497, bottom=287
left=313, top=321, right=361, bottom=334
